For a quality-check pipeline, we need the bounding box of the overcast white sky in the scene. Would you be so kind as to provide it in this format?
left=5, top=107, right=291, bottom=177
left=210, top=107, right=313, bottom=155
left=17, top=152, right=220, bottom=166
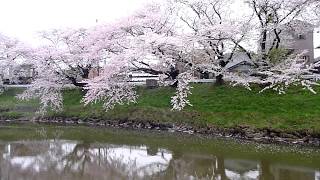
left=0, top=0, right=319, bottom=57
left=0, top=0, right=148, bottom=45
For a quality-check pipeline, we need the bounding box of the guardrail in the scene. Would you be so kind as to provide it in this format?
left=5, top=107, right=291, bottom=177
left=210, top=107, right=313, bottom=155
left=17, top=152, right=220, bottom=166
left=2, top=79, right=217, bottom=88
left=3, top=85, right=32, bottom=88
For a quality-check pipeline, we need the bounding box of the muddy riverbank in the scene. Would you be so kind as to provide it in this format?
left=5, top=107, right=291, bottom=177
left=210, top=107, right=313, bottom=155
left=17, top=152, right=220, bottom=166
left=1, top=116, right=319, bottom=147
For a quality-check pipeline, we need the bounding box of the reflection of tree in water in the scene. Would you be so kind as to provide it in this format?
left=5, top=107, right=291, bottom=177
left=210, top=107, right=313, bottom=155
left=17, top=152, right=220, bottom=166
left=157, top=153, right=318, bottom=180
left=259, top=160, right=274, bottom=180
left=0, top=140, right=318, bottom=180
left=61, top=143, right=140, bottom=178
left=161, top=153, right=225, bottom=180
left=0, top=141, right=173, bottom=180
left=62, top=143, right=91, bottom=176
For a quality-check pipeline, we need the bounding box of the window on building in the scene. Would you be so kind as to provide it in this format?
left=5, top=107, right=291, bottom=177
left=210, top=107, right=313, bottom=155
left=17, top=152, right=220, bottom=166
left=302, top=56, right=310, bottom=61
left=298, top=34, right=306, bottom=40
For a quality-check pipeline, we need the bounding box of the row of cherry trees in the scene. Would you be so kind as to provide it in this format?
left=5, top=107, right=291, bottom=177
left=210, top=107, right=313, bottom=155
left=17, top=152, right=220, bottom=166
left=0, top=33, right=31, bottom=90
left=1, top=0, right=320, bottom=113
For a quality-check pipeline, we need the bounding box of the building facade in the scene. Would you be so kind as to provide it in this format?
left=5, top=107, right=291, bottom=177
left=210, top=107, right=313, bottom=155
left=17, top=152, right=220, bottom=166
left=265, top=20, right=315, bottom=62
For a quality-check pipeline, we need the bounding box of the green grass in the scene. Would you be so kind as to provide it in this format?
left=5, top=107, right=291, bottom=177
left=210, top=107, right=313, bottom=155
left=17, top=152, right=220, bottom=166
left=0, top=88, right=39, bottom=118
left=2, top=84, right=320, bottom=133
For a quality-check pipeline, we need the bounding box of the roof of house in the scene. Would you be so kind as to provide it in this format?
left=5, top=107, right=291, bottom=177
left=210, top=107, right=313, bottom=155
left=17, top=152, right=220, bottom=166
left=225, top=52, right=255, bottom=70
left=284, top=20, right=315, bottom=33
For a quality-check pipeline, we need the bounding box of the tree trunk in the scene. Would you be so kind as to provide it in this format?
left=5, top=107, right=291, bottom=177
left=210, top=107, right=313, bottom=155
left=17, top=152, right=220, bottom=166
left=81, top=67, right=90, bottom=79
left=67, top=76, right=86, bottom=88
left=169, top=67, right=180, bottom=88
left=215, top=74, right=224, bottom=85
left=261, top=30, right=268, bottom=61
left=215, top=59, right=226, bottom=86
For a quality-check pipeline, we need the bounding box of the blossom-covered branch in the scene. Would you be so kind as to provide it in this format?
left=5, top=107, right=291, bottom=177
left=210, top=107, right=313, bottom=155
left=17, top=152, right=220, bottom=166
left=171, top=71, right=194, bottom=110
left=82, top=61, right=137, bottom=111
left=17, top=72, right=64, bottom=114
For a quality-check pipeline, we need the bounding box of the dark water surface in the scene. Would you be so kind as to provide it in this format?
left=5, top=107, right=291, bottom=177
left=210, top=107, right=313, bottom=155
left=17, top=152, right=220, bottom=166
left=0, top=125, right=319, bottom=180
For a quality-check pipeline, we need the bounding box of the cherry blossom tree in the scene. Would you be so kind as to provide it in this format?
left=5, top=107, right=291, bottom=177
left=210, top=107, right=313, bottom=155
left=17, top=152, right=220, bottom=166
left=0, top=33, right=30, bottom=91
left=87, top=3, right=183, bottom=81
left=16, top=0, right=320, bottom=113
left=82, top=2, right=198, bottom=111
left=309, top=1, right=320, bottom=28
left=38, top=28, right=99, bottom=87
left=17, top=28, right=101, bottom=113
left=170, top=0, right=320, bottom=106
left=17, top=3, right=177, bottom=112
left=173, top=0, right=255, bottom=85
left=218, top=0, right=320, bottom=94
left=0, top=34, right=10, bottom=91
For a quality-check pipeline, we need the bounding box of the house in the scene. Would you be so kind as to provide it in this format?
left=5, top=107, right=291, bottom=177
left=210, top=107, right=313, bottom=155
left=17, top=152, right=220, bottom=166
left=264, top=20, right=315, bottom=62
left=224, top=52, right=256, bottom=74
left=175, top=51, right=257, bottom=79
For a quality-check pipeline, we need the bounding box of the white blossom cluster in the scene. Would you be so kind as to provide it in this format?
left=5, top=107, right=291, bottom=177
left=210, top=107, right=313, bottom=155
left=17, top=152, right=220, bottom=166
left=171, top=72, right=194, bottom=111
left=17, top=75, right=64, bottom=114
left=82, top=61, right=138, bottom=111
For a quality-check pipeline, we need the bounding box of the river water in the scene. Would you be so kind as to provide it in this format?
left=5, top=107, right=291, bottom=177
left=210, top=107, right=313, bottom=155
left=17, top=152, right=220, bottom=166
left=0, top=125, right=319, bottom=180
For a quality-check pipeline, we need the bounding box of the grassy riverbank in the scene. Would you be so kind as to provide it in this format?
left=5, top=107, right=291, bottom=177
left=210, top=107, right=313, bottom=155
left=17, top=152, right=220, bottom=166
left=1, top=84, right=320, bottom=134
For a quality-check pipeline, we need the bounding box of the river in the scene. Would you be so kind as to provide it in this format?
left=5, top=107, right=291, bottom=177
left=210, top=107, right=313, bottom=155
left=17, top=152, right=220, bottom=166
left=0, top=125, right=319, bottom=180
